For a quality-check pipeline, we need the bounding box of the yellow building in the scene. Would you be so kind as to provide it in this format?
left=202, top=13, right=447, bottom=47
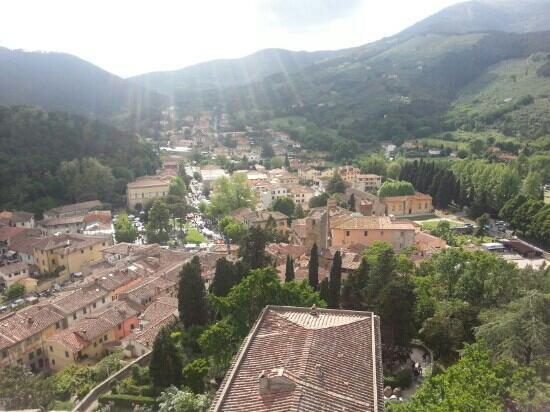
left=338, top=166, right=361, bottom=182
left=126, top=175, right=172, bottom=209
left=0, top=303, right=65, bottom=372
left=330, top=214, right=416, bottom=252
left=381, top=193, right=434, bottom=217
left=33, top=234, right=112, bottom=278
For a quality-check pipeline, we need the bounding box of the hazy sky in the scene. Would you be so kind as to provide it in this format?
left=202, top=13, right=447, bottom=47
left=1, top=0, right=461, bottom=77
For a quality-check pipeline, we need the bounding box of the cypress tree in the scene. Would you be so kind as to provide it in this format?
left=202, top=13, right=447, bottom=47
left=284, top=255, right=295, bottom=282
left=178, top=256, right=208, bottom=329
left=149, top=325, right=183, bottom=389
left=319, top=278, right=330, bottom=304
left=308, top=243, right=319, bottom=290
left=210, top=257, right=237, bottom=297
left=349, top=193, right=356, bottom=212
left=328, top=251, right=342, bottom=309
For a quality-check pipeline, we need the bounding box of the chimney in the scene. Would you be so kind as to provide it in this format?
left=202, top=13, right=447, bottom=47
left=315, top=364, right=324, bottom=379
left=310, top=304, right=318, bottom=316
left=258, top=368, right=295, bottom=395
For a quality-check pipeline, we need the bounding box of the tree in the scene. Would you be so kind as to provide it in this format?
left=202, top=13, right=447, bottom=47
left=157, top=386, right=212, bottom=412
left=308, top=243, right=319, bottom=290
left=146, top=199, right=171, bottom=244
left=475, top=290, right=550, bottom=366
left=522, top=170, right=543, bottom=200
left=271, top=196, right=294, bottom=218
left=348, top=193, right=356, bottom=212
left=378, top=181, right=415, bottom=197
left=294, top=203, right=305, bottom=219
left=114, top=213, right=138, bottom=243
left=328, top=251, right=342, bottom=309
left=469, top=138, right=485, bottom=154
left=319, top=278, right=330, bottom=304
left=309, top=193, right=329, bottom=208
left=5, top=283, right=25, bottom=300
left=168, top=176, right=187, bottom=198
left=181, top=358, right=209, bottom=394
left=261, top=142, right=275, bottom=159
left=210, top=257, right=239, bottom=297
left=475, top=213, right=490, bottom=237
left=238, top=226, right=271, bottom=269
left=178, top=256, right=208, bottom=329
left=0, top=366, right=55, bottom=410
left=149, top=325, right=183, bottom=389
left=326, top=172, right=346, bottom=194
left=284, top=255, right=295, bottom=282
left=219, top=216, right=247, bottom=244
left=207, top=173, right=256, bottom=217
left=379, top=278, right=416, bottom=346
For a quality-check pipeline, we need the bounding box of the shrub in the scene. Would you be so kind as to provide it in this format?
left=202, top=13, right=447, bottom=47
left=384, top=369, right=412, bottom=389
left=98, top=394, right=158, bottom=409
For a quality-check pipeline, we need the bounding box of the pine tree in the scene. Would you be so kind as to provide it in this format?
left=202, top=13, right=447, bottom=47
left=308, top=243, right=319, bottom=290
left=328, top=251, right=342, bottom=309
left=284, top=255, right=295, bottom=282
left=149, top=325, right=183, bottom=389
left=178, top=256, right=208, bottom=328
left=319, top=278, right=330, bottom=303
left=210, top=257, right=237, bottom=297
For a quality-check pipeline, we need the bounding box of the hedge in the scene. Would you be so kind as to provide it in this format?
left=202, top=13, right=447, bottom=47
left=98, top=393, right=158, bottom=409
left=384, top=369, right=412, bottom=389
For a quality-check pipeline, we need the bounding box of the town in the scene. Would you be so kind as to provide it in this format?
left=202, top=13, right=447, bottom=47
left=0, top=108, right=548, bottom=411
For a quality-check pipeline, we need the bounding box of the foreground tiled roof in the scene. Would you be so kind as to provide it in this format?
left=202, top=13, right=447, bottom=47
left=45, top=200, right=102, bottom=216
left=211, top=306, right=383, bottom=412
left=331, top=215, right=415, bottom=231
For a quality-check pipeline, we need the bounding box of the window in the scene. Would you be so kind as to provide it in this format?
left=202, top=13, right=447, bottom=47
left=2, top=350, right=7, bottom=359
left=94, top=342, right=97, bottom=347
left=49, top=346, right=53, bottom=352
left=56, top=321, right=60, bottom=329
left=52, top=359, right=56, bottom=366
left=73, top=313, right=77, bottom=320
left=83, top=308, right=87, bottom=314
left=118, top=324, right=122, bottom=330
left=38, top=359, right=44, bottom=368
left=81, top=250, right=84, bottom=254
left=29, top=351, right=34, bottom=360
left=92, top=303, right=96, bottom=309
left=346, top=231, right=350, bottom=237
left=102, top=242, right=106, bottom=246
left=102, top=297, right=105, bottom=304
left=37, top=348, right=42, bottom=356
left=364, top=230, right=368, bottom=236
left=64, top=351, right=69, bottom=358
left=104, top=335, right=107, bottom=341
left=89, top=246, right=93, bottom=251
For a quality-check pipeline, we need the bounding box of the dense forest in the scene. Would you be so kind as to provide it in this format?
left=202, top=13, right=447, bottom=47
left=0, top=106, right=160, bottom=215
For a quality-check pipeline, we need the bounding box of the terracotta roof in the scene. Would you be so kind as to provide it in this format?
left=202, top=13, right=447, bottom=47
left=380, top=192, right=432, bottom=202
left=0, top=304, right=64, bottom=350
left=0, top=211, right=33, bottom=222
left=50, top=286, right=109, bottom=315
left=211, top=306, right=383, bottom=412
left=127, top=176, right=171, bottom=189
left=8, top=233, right=42, bottom=254
left=0, top=226, right=27, bottom=241
left=0, top=261, right=29, bottom=276
left=44, top=200, right=101, bottom=217
left=33, top=233, right=107, bottom=254
left=40, top=215, right=85, bottom=227
left=331, top=215, right=415, bottom=231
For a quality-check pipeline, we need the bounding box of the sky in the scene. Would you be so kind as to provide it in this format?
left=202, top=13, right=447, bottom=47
left=1, top=0, right=461, bottom=78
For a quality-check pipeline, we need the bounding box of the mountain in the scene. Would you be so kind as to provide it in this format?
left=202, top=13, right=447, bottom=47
left=129, top=48, right=339, bottom=95
left=0, top=47, right=166, bottom=119
left=400, top=0, right=550, bottom=36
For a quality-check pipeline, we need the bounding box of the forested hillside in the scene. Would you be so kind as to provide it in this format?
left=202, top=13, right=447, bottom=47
left=0, top=106, right=160, bottom=215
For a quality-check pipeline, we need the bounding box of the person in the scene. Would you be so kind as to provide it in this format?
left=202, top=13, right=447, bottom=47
left=393, top=387, right=404, bottom=402
left=418, top=364, right=423, bottom=377
left=383, top=386, right=393, bottom=400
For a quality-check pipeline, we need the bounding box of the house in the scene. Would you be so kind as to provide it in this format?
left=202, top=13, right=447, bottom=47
left=122, top=297, right=178, bottom=358
left=0, top=303, right=65, bottom=371
left=258, top=183, right=290, bottom=210
left=126, top=175, right=172, bottom=210
left=0, top=226, right=28, bottom=254
left=415, top=231, right=447, bottom=256
left=330, top=214, right=415, bottom=252
left=38, top=215, right=86, bottom=235
left=49, top=285, right=111, bottom=327
left=338, top=165, right=361, bottom=182
left=381, top=192, right=434, bottom=217
left=120, top=276, right=177, bottom=307
left=232, top=208, right=289, bottom=232
left=285, top=185, right=315, bottom=210
left=268, top=170, right=299, bottom=186
left=291, top=203, right=349, bottom=250
left=275, top=254, right=330, bottom=284
left=0, top=262, right=30, bottom=289
left=353, top=174, right=382, bottom=193
left=8, top=230, right=42, bottom=265
left=210, top=305, right=384, bottom=412
left=0, top=211, right=35, bottom=228
left=43, top=200, right=102, bottom=220
left=46, top=300, right=139, bottom=371
left=33, top=234, right=112, bottom=279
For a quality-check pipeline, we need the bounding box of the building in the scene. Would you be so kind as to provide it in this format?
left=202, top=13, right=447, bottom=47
left=122, top=297, right=178, bottom=358
left=331, top=214, right=415, bottom=252
left=258, top=183, right=290, bottom=210
left=353, top=174, right=382, bottom=193
left=0, top=303, right=65, bottom=371
left=46, top=300, right=139, bottom=371
left=338, top=165, right=361, bottom=182
left=38, top=215, right=86, bottom=235
left=49, top=285, right=111, bottom=327
left=415, top=231, right=447, bottom=257
left=200, top=166, right=228, bottom=191
left=286, top=185, right=315, bottom=210
left=33, top=234, right=112, bottom=278
left=210, top=305, right=383, bottom=412
left=43, top=200, right=102, bottom=220
left=0, top=211, right=35, bottom=228
left=381, top=193, right=433, bottom=217
left=291, top=203, right=349, bottom=250
left=126, top=175, right=172, bottom=210
left=7, top=230, right=42, bottom=265
left=232, top=208, right=289, bottom=232
left=345, top=188, right=386, bottom=216
left=0, top=261, right=30, bottom=289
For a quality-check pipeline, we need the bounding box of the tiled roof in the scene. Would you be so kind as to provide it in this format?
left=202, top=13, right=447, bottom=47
left=0, top=304, right=64, bottom=350
left=8, top=233, right=42, bottom=254
left=127, top=176, right=171, bottom=188
left=40, top=215, right=85, bottom=226
left=0, top=226, right=27, bottom=241
left=50, top=286, right=109, bottom=315
left=380, top=192, right=432, bottom=201
left=331, top=215, right=415, bottom=231
left=45, top=200, right=102, bottom=216
left=0, top=261, right=29, bottom=275
left=211, top=306, right=383, bottom=412
left=33, top=233, right=107, bottom=254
